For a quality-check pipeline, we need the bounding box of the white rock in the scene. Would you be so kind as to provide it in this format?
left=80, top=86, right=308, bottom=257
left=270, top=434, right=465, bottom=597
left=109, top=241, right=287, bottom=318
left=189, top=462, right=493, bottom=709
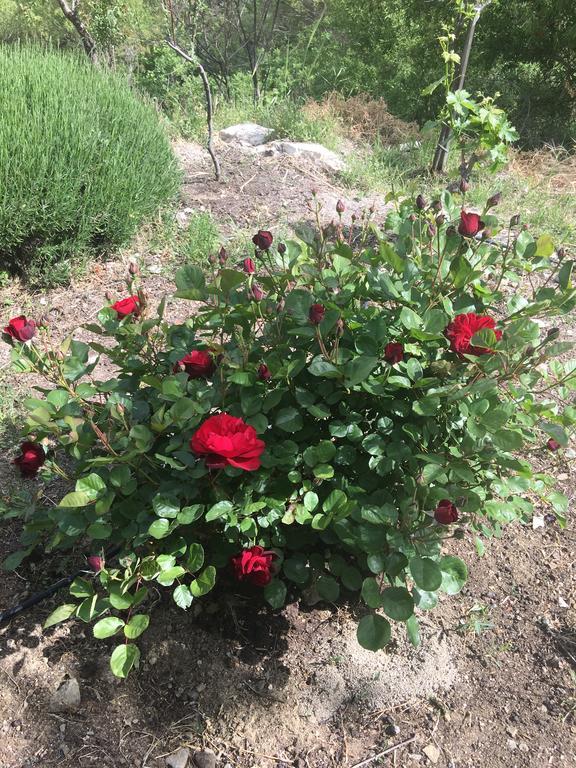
left=423, top=744, right=440, bottom=764
left=49, top=678, right=81, bottom=712
left=166, top=747, right=190, bottom=768
left=219, top=123, right=273, bottom=146
left=266, top=140, right=344, bottom=171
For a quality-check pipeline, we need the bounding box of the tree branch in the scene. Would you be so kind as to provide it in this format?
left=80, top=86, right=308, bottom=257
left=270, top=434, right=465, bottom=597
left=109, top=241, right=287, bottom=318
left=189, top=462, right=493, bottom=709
left=55, top=0, right=97, bottom=60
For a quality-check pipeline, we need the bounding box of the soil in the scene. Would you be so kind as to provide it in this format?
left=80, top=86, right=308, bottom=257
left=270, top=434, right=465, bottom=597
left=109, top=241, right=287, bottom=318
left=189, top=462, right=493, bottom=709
left=0, top=141, right=575, bottom=768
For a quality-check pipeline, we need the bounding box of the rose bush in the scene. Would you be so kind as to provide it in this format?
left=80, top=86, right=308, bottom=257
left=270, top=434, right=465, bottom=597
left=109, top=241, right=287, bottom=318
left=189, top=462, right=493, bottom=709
left=4, top=189, right=575, bottom=677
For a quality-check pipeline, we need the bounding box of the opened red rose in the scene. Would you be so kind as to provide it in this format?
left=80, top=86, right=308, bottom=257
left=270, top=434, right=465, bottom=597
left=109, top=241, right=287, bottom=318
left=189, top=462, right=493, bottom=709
left=190, top=413, right=265, bottom=471
left=13, top=441, right=45, bottom=478
left=258, top=363, right=272, bottom=382
left=458, top=210, right=484, bottom=238
left=434, top=499, right=459, bottom=524
left=252, top=230, right=273, bottom=250
left=4, top=315, right=36, bottom=342
left=243, top=257, right=256, bottom=274
left=231, top=546, right=276, bottom=586
left=384, top=342, right=404, bottom=364
left=175, top=350, right=215, bottom=379
left=309, top=303, right=325, bottom=325
left=111, top=295, right=140, bottom=319
left=444, top=312, right=502, bottom=356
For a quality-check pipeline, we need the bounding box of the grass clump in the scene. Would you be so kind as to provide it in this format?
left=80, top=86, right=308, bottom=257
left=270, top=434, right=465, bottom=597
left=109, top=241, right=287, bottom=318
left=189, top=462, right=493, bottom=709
left=0, top=45, right=181, bottom=286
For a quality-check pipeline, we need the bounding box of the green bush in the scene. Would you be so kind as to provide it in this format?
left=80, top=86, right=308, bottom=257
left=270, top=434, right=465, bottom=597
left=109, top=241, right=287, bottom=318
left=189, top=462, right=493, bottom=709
left=0, top=45, right=180, bottom=284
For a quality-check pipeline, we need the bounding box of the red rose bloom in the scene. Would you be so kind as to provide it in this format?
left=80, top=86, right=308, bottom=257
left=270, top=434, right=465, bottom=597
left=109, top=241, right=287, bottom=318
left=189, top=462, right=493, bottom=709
left=252, top=230, right=273, bottom=250
left=444, top=313, right=502, bottom=356
left=384, top=342, right=404, bottom=364
left=175, top=350, right=215, bottom=379
left=434, top=499, right=459, bottom=525
left=258, top=364, right=272, bottom=382
left=4, top=315, right=36, bottom=342
left=231, top=546, right=276, bottom=586
left=243, top=257, right=256, bottom=274
left=309, top=303, right=325, bottom=325
left=87, top=555, right=104, bottom=572
left=190, top=413, right=265, bottom=471
left=546, top=438, right=561, bottom=452
left=111, top=295, right=140, bottom=319
left=13, top=441, right=45, bottom=478
left=458, top=210, right=484, bottom=238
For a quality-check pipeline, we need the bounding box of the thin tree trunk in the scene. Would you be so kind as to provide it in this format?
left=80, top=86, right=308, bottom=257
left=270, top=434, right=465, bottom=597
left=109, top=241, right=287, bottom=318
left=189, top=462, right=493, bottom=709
left=431, top=1, right=491, bottom=174
left=56, top=0, right=97, bottom=61
left=166, top=40, right=221, bottom=181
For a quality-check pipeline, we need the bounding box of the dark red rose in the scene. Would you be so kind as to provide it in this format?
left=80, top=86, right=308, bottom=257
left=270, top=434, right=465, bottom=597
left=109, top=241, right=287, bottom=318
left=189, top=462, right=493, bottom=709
left=444, top=313, right=502, bottom=356
left=546, top=438, right=561, bottom=452
left=336, top=199, right=345, bottom=214
left=243, top=257, right=256, bottom=274
left=4, top=315, right=36, bottom=342
left=174, top=350, right=215, bottom=379
left=416, top=194, right=427, bottom=210
left=87, top=555, right=104, bottom=572
left=111, top=295, right=140, bottom=319
left=231, top=546, right=276, bottom=586
left=434, top=499, right=459, bottom=524
left=309, top=303, right=325, bottom=325
left=258, top=364, right=271, bottom=382
left=249, top=284, right=265, bottom=301
left=458, top=210, right=484, bottom=238
left=190, top=413, right=265, bottom=471
left=252, top=230, right=273, bottom=250
left=384, top=342, right=404, bottom=364
left=13, top=441, right=45, bottom=478
left=277, top=242, right=286, bottom=255
left=486, top=191, right=502, bottom=208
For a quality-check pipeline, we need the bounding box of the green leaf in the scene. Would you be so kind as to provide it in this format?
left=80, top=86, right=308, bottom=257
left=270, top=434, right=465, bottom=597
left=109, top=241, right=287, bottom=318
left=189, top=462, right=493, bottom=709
left=409, top=557, right=442, bottom=591
left=317, top=575, right=340, bottom=602
left=344, top=356, right=379, bottom=386
left=110, top=644, right=140, bottom=678
left=357, top=614, right=391, bottom=651
left=185, top=543, right=205, bottom=573
left=558, top=260, right=574, bottom=290
left=219, top=268, right=246, bottom=292
left=148, top=518, right=171, bottom=539
left=413, top=588, right=438, bottom=610
left=322, top=489, right=347, bottom=514
left=44, top=603, right=77, bottom=629
left=205, top=500, right=234, bottom=522
left=124, top=614, right=150, bottom=639
left=178, top=505, right=204, bottom=524
left=492, top=429, right=524, bottom=451
left=93, top=616, right=125, bottom=639
left=535, top=234, right=555, bottom=257
left=313, top=463, right=334, bottom=479
left=399, top=307, right=423, bottom=330
left=361, top=577, right=383, bottom=608
left=157, top=566, right=185, bottom=586
left=379, top=241, right=405, bottom=274
left=175, top=264, right=205, bottom=292
left=303, top=491, right=319, bottom=512
left=405, top=615, right=421, bottom=647
left=382, top=587, right=414, bottom=621
left=341, top=565, right=362, bottom=591
left=308, top=356, right=341, bottom=378
left=190, top=565, right=216, bottom=597
left=440, top=556, right=468, bottom=594
left=69, top=577, right=94, bottom=598
left=173, top=584, right=193, bottom=609
left=264, top=579, right=287, bottom=609
left=87, top=521, right=113, bottom=539
left=283, top=557, right=309, bottom=585
left=152, top=493, right=180, bottom=519
left=109, top=585, right=133, bottom=610
left=275, top=407, right=303, bottom=433
left=76, top=473, right=106, bottom=500
left=58, top=491, right=90, bottom=508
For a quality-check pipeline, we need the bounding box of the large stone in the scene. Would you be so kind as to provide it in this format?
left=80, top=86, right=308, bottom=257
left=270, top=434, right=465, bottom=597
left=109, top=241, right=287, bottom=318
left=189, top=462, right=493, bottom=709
left=48, top=678, right=81, bottom=712
left=166, top=747, right=190, bottom=768
left=262, top=141, right=344, bottom=171
left=219, top=123, right=273, bottom=146
left=194, top=749, right=216, bottom=768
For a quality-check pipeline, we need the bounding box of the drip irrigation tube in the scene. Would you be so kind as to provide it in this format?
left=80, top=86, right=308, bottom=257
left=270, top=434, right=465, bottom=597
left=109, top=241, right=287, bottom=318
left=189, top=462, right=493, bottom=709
left=0, top=545, right=121, bottom=627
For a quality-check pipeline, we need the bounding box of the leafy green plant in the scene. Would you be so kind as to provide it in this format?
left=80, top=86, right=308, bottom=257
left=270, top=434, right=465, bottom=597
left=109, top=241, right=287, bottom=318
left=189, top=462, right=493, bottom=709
left=4, top=191, right=575, bottom=676
left=0, top=45, right=180, bottom=285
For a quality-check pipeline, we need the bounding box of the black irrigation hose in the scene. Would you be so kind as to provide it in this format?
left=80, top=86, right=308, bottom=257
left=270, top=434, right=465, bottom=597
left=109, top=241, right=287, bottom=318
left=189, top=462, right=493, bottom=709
left=0, top=545, right=122, bottom=627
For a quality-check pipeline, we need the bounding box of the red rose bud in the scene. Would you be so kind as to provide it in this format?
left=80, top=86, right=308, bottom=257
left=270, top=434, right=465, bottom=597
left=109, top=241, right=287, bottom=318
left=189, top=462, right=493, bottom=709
left=384, top=342, right=404, bottom=364
left=231, top=546, right=276, bottom=587
left=431, top=200, right=442, bottom=212
left=459, top=178, right=470, bottom=194
left=258, top=363, right=272, bottom=382
left=351, top=213, right=357, bottom=222
left=13, top=441, right=45, bottom=478
left=190, top=413, right=265, bottom=471
left=309, top=303, right=325, bottom=325
left=336, top=199, right=345, bottom=214
left=436, top=213, right=446, bottom=226
left=243, top=257, right=256, bottom=274
left=336, top=318, right=345, bottom=337
left=277, top=242, right=286, bottom=255
left=174, top=350, right=215, bottom=379
left=486, top=191, right=502, bottom=208
left=87, top=555, right=104, bottom=572
left=218, top=246, right=228, bottom=265
left=111, top=295, right=140, bottom=319
left=458, top=210, right=485, bottom=238
left=444, top=312, right=502, bottom=356
left=209, top=253, right=218, bottom=265
left=4, top=315, right=36, bottom=342
left=416, top=194, right=427, bottom=210
left=409, top=213, right=417, bottom=223
left=128, top=261, right=139, bottom=276
left=510, top=214, right=521, bottom=227
left=546, top=438, right=561, bottom=452
left=249, top=284, right=264, bottom=301
left=434, top=499, right=459, bottom=524
left=428, top=223, right=437, bottom=237
left=252, top=230, right=273, bottom=250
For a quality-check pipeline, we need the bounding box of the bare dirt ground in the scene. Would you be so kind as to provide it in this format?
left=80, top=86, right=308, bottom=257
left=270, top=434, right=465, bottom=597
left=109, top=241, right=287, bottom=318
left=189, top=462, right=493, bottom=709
left=0, top=142, right=575, bottom=768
